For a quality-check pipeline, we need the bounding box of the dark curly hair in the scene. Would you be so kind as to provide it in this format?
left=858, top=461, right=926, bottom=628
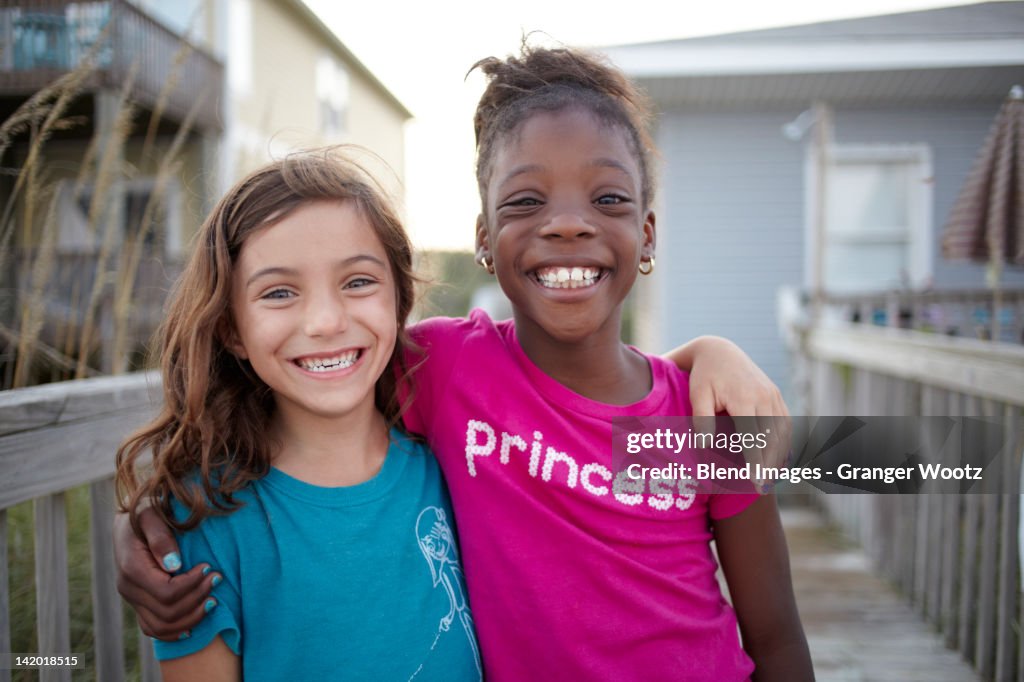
left=470, top=42, right=657, bottom=209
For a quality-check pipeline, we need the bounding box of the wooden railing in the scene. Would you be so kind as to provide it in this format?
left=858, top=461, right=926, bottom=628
left=8, top=315, right=1020, bottom=680
left=786, top=307, right=1024, bottom=681
left=0, top=372, right=161, bottom=682
left=815, top=288, right=1024, bottom=344
left=0, top=0, right=223, bottom=131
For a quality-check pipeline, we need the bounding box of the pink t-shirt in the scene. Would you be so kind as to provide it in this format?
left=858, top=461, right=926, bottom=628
left=404, top=310, right=756, bottom=681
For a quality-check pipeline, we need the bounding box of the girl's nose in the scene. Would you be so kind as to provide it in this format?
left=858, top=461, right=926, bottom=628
left=539, top=212, right=596, bottom=240
left=304, top=294, right=349, bottom=337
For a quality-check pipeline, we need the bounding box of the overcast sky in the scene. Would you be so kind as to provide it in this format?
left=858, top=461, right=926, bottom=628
left=305, top=0, right=982, bottom=251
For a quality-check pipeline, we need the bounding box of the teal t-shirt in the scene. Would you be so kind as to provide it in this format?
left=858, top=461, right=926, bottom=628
left=153, top=431, right=482, bottom=681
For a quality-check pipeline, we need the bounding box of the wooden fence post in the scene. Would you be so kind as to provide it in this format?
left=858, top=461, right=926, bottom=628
left=34, top=493, right=70, bottom=682
left=90, top=478, right=125, bottom=682
left=0, top=509, right=9, bottom=682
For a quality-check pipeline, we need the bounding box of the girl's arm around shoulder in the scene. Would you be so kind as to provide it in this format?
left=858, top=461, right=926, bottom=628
left=663, top=336, right=792, bottom=472
left=663, top=336, right=788, bottom=419
left=712, top=495, right=814, bottom=681
left=160, top=635, right=239, bottom=682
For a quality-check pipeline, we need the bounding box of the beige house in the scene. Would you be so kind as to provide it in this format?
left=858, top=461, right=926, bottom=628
left=129, top=0, right=412, bottom=196
left=225, top=0, right=410, bottom=192
left=0, top=0, right=409, bottom=383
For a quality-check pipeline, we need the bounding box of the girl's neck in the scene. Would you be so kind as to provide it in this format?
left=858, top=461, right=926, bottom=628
left=269, top=399, right=390, bottom=487
left=514, top=314, right=653, bottom=405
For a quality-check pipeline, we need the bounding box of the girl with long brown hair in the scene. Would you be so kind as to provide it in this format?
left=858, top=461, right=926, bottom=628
left=116, top=147, right=482, bottom=681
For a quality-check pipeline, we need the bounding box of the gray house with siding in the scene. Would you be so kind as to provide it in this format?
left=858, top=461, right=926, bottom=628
left=604, top=2, right=1024, bottom=395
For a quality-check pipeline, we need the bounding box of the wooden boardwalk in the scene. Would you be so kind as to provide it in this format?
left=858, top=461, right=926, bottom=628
left=783, top=506, right=980, bottom=682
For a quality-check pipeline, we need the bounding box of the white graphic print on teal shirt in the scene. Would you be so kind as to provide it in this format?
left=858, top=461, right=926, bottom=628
left=414, top=506, right=482, bottom=680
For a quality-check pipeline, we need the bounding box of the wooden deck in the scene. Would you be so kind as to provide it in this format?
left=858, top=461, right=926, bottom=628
left=783, top=291, right=1024, bottom=681
left=2, top=352, right=1019, bottom=679
left=783, top=506, right=980, bottom=682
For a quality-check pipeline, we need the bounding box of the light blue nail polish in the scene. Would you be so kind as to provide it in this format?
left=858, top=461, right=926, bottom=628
left=178, top=631, right=190, bottom=640
left=212, top=575, right=223, bottom=587
left=204, top=598, right=217, bottom=613
left=202, top=565, right=211, bottom=576
left=162, top=552, right=182, bottom=572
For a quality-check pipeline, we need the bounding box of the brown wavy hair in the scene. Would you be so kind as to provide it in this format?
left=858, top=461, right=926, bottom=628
left=116, top=147, right=419, bottom=533
left=470, top=42, right=657, bottom=209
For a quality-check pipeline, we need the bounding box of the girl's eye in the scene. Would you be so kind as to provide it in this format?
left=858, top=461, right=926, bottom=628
left=345, top=277, right=377, bottom=290
left=499, top=196, right=542, bottom=209
left=596, top=194, right=629, bottom=205
left=261, top=288, right=294, bottom=300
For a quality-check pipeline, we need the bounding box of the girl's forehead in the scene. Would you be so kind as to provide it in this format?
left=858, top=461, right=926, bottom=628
left=510, top=107, right=629, bottom=144
left=490, top=109, right=641, bottom=182
left=235, top=201, right=387, bottom=269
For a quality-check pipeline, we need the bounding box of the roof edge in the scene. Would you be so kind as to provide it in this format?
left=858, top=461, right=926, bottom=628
left=606, top=2, right=1023, bottom=49
left=604, top=38, right=1024, bottom=78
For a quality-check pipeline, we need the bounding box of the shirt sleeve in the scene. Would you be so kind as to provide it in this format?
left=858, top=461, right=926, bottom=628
left=152, top=501, right=243, bottom=660
left=401, top=315, right=472, bottom=439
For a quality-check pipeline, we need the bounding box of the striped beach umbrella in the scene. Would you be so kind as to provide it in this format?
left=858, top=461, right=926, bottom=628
left=942, top=86, right=1023, bottom=268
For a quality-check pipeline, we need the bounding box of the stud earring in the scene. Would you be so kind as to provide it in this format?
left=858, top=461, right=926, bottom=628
left=638, top=257, right=655, bottom=275
left=480, top=256, right=495, bottom=274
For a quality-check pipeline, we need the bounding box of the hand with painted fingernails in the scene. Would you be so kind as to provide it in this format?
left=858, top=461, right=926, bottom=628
left=113, top=507, right=221, bottom=640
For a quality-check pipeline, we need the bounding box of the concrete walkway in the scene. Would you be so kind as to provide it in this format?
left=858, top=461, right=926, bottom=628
left=783, top=507, right=980, bottom=682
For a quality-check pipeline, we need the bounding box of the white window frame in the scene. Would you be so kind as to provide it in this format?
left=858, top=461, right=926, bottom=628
left=804, top=143, right=933, bottom=292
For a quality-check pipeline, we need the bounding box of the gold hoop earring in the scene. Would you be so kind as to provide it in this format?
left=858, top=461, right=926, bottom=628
left=638, top=257, right=655, bottom=275
left=480, top=256, right=494, bottom=274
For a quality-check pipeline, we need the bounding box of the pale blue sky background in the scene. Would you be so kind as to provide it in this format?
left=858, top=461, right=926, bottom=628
left=306, top=0, right=985, bottom=251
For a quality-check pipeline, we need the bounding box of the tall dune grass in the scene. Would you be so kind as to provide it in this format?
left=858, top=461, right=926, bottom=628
left=1, top=8, right=214, bottom=680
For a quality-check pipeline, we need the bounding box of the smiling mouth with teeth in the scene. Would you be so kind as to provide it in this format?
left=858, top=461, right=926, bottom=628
left=294, top=349, right=361, bottom=373
left=534, top=266, right=603, bottom=289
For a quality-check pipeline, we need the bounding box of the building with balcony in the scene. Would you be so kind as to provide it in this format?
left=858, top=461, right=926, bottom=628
left=0, top=0, right=410, bottom=384
left=0, top=0, right=224, bottom=380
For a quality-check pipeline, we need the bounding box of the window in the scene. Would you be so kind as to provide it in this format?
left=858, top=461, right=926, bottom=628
left=12, top=11, right=69, bottom=70
left=57, top=178, right=182, bottom=257
left=316, top=55, right=350, bottom=137
left=808, top=145, right=932, bottom=292
left=5, top=4, right=112, bottom=72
